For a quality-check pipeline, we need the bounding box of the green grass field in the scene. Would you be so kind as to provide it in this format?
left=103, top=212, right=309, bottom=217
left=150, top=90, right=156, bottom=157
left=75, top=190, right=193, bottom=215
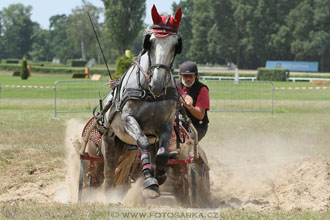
left=0, top=70, right=329, bottom=219
left=1, top=202, right=329, bottom=219
left=2, top=70, right=330, bottom=105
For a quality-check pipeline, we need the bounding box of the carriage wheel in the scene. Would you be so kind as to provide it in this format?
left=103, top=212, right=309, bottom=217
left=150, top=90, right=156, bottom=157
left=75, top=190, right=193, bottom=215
left=174, top=163, right=197, bottom=207
left=78, top=159, right=84, bottom=201
left=171, top=163, right=197, bottom=207
left=181, top=161, right=210, bottom=207
left=187, top=163, right=197, bottom=207
left=196, top=161, right=211, bottom=206
left=88, top=172, right=93, bottom=187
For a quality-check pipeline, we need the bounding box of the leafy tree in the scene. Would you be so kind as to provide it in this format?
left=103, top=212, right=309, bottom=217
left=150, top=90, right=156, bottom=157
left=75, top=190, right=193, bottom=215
left=187, top=0, right=212, bottom=63
left=233, top=0, right=300, bottom=68
left=1, top=4, right=34, bottom=59
left=270, top=0, right=301, bottom=61
left=287, top=0, right=330, bottom=71
left=99, top=27, right=121, bottom=64
left=207, top=0, right=236, bottom=65
left=172, top=0, right=194, bottom=65
left=115, top=50, right=133, bottom=78
left=67, top=2, right=103, bottom=61
left=49, top=14, right=78, bottom=63
left=20, top=58, right=29, bottom=80
left=173, top=0, right=301, bottom=67
left=0, top=12, right=2, bottom=36
left=0, top=12, right=5, bottom=60
left=29, top=23, right=52, bottom=61
left=312, top=0, right=330, bottom=71
left=234, top=0, right=273, bottom=68
left=270, top=24, right=293, bottom=61
left=102, top=0, right=146, bottom=54
left=131, top=28, right=145, bottom=56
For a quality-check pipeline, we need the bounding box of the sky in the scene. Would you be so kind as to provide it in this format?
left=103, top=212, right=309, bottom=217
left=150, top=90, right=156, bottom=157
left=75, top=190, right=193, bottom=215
left=0, top=0, right=180, bottom=29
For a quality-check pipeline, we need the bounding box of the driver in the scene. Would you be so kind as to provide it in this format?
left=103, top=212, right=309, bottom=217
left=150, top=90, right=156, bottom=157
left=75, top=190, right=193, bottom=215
left=177, top=61, right=210, bottom=142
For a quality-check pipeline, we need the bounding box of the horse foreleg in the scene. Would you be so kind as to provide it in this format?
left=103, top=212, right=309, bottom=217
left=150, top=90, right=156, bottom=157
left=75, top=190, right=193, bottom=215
left=155, top=124, right=172, bottom=185
left=124, top=115, right=160, bottom=198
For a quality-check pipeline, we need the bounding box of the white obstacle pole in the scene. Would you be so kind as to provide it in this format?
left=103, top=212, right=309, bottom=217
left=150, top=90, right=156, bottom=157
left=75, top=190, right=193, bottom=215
left=234, top=67, right=239, bottom=84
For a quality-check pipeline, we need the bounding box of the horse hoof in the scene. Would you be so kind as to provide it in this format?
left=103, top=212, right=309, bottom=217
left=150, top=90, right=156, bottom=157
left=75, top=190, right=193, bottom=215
left=143, top=177, right=158, bottom=188
left=143, top=185, right=160, bottom=199
left=156, top=173, right=167, bottom=185
left=142, top=177, right=159, bottom=198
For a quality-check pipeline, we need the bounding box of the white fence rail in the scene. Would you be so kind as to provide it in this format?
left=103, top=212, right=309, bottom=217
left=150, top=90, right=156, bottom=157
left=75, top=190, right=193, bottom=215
left=287, top=77, right=330, bottom=82
left=204, top=81, right=274, bottom=114
left=190, top=75, right=330, bottom=83
left=199, top=76, right=257, bottom=81
left=53, top=79, right=274, bottom=118
left=54, top=80, right=109, bottom=119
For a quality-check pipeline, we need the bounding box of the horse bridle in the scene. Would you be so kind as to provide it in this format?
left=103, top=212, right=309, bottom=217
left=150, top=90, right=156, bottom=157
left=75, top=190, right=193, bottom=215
left=148, top=15, right=180, bottom=75
left=117, top=18, right=180, bottom=108
left=135, top=37, right=177, bottom=98
left=148, top=50, right=175, bottom=83
left=136, top=17, right=181, bottom=95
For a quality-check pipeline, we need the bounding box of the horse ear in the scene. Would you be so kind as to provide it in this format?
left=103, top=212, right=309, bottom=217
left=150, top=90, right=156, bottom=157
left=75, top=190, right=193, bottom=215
left=151, top=5, right=162, bottom=24
left=143, top=34, right=151, bottom=51
left=174, top=7, right=182, bottom=24
left=176, top=36, right=182, bottom=54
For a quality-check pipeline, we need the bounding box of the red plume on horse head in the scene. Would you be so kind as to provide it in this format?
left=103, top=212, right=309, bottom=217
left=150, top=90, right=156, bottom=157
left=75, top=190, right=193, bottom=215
left=151, top=4, right=182, bottom=37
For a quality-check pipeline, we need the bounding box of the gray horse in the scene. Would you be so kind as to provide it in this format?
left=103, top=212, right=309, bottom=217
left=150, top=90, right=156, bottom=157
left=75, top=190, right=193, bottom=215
left=102, top=5, right=182, bottom=198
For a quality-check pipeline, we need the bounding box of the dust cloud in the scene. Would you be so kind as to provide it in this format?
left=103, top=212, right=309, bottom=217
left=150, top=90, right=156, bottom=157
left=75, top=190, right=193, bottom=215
left=56, top=117, right=330, bottom=211
left=54, top=119, right=144, bottom=205
left=203, top=122, right=330, bottom=211
left=54, top=119, right=83, bottom=203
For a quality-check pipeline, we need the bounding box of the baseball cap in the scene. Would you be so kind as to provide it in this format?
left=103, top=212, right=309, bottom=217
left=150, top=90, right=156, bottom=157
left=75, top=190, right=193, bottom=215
left=179, top=61, right=198, bottom=75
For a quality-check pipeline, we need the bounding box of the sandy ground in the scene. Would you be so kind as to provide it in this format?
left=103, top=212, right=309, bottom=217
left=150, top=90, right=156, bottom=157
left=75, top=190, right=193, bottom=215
left=1, top=118, right=329, bottom=212
left=203, top=123, right=330, bottom=211
left=209, top=156, right=330, bottom=211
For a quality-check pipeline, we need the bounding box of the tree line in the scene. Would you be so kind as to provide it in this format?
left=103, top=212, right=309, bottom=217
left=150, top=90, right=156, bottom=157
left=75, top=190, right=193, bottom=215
left=0, top=1, right=145, bottom=66
left=174, top=0, right=330, bottom=71
left=0, top=0, right=329, bottom=71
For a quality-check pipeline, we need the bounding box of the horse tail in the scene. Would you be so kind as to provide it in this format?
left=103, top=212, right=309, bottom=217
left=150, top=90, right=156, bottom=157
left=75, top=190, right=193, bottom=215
left=115, top=150, right=139, bottom=186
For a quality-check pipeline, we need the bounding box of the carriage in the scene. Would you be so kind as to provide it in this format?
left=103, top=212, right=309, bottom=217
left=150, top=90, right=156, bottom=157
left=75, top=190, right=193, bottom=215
left=73, top=4, right=211, bottom=207
left=77, top=111, right=210, bottom=207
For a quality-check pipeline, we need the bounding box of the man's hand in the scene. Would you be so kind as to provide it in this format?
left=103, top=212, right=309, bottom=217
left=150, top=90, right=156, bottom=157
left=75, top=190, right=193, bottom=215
left=180, top=94, right=205, bottom=120
left=180, top=94, right=193, bottom=107
left=109, top=79, right=116, bottom=89
left=184, top=95, right=193, bottom=106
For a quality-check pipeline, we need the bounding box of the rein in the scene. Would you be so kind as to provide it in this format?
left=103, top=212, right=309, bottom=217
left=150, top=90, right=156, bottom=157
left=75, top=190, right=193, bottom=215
left=116, top=26, right=180, bottom=111
left=134, top=60, right=150, bottom=83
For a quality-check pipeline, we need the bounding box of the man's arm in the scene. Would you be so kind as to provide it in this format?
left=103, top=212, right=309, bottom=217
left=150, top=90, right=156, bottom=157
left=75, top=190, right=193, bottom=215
left=182, top=95, right=206, bottom=120
left=184, top=102, right=206, bottom=120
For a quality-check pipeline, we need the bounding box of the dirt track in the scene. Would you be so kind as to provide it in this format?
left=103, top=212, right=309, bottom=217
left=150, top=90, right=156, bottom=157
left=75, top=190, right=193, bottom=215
left=1, top=117, right=329, bottom=212
left=209, top=156, right=330, bottom=211
left=203, top=114, right=330, bottom=211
